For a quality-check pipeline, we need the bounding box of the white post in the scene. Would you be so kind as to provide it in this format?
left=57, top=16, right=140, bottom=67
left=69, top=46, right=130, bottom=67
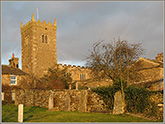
left=18, top=104, right=23, bottom=122
left=1, top=92, right=4, bottom=101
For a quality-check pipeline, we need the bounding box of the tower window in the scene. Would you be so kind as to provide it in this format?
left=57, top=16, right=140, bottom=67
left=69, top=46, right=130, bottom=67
left=42, top=35, right=48, bottom=43
left=45, top=35, right=47, bottom=43
left=42, top=35, right=44, bottom=43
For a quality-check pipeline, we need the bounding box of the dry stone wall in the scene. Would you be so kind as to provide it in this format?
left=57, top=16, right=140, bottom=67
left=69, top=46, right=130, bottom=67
left=149, top=93, right=163, bottom=120
left=15, top=89, right=108, bottom=113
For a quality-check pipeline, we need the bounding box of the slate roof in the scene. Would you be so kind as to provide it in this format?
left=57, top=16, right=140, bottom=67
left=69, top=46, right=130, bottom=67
left=129, top=57, right=163, bottom=85
left=2, top=65, right=28, bottom=75
left=130, top=57, right=163, bottom=71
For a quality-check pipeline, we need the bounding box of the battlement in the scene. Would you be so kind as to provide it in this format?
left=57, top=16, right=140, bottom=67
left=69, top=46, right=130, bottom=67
left=58, top=64, right=92, bottom=70
left=21, top=13, right=57, bottom=33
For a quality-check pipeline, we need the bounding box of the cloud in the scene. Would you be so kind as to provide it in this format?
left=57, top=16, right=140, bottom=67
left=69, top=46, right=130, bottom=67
left=1, top=1, right=163, bottom=68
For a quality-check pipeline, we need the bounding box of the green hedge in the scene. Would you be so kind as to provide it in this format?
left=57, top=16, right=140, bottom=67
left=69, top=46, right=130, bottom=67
left=92, top=86, right=116, bottom=110
left=124, top=86, right=150, bottom=113
left=92, top=85, right=161, bottom=117
left=92, top=80, right=127, bottom=110
left=2, top=100, right=15, bottom=105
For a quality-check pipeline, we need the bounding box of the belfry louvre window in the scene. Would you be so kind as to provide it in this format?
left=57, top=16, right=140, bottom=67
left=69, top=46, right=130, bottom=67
left=42, top=35, right=44, bottom=43
left=42, top=35, right=48, bottom=43
left=45, top=35, right=47, bottom=43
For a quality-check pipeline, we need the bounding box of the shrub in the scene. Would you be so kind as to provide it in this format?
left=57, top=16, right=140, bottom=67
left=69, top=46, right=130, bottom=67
left=2, top=100, right=15, bottom=105
left=39, top=65, right=72, bottom=90
left=124, top=86, right=161, bottom=118
left=124, top=86, right=150, bottom=113
left=92, top=84, right=160, bottom=119
left=92, top=86, right=116, bottom=110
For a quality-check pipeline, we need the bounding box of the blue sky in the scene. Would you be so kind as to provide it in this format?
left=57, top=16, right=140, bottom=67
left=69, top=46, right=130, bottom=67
left=1, top=1, right=164, bottom=68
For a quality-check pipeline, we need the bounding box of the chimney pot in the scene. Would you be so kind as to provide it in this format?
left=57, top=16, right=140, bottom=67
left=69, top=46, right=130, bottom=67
left=12, top=53, right=14, bottom=58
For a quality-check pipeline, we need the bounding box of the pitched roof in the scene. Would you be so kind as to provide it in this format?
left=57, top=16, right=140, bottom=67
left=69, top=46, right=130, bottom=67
left=2, top=65, right=28, bottom=75
left=129, top=57, right=163, bottom=85
left=131, top=57, right=163, bottom=71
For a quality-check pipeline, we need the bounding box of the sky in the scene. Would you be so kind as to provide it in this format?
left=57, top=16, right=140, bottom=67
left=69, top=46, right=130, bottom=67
left=1, top=1, right=164, bottom=69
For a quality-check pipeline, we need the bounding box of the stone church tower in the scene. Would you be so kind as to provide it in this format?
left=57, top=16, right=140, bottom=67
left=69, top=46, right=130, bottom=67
left=21, top=13, right=57, bottom=77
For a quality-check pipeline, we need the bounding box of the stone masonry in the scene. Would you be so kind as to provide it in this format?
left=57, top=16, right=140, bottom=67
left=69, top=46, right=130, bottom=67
left=15, top=89, right=108, bottom=113
left=21, top=13, right=57, bottom=78
left=20, top=13, right=112, bottom=89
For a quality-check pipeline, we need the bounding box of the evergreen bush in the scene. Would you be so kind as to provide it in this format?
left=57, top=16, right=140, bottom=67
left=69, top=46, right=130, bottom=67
left=92, top=84, right=160, bottom=118
left=92, top=86, right=116, bottom=110
left=124, top=86, right=150, bottom=113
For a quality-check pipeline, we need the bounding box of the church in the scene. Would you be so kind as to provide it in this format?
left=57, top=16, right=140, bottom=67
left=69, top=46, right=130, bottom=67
left=1, top=13, right=163, bottom=91
left=2, top=13, right=111, bottom=89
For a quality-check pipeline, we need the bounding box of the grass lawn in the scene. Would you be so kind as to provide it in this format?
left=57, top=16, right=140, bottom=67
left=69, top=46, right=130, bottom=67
left=2, top=104, right=153, bottom=122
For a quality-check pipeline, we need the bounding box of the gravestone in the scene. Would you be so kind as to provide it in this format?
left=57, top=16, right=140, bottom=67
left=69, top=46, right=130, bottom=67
left=113, top=90, right=125, bottom=114
left=18, top=104, right=23, bottom=122
left=48, top=93, right=54, bottom=110
left=79, top=90, right=88, bottom=112
left=64, top=92, right=70, bottom=111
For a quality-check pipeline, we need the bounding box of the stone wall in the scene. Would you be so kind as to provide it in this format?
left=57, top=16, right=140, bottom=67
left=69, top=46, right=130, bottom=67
left=149, top=92, right=163, bottom=120
left=15, top=89, right=108, bottom=113
left=2, top=74, right=25, bottom=85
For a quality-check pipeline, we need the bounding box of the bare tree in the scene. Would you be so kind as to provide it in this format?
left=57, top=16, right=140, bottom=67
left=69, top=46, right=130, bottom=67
left=86, top=37, right=144, bottom=110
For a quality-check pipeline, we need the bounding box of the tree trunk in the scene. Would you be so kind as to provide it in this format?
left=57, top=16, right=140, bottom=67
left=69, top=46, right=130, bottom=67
left=120, top=76, right=126, bottom=113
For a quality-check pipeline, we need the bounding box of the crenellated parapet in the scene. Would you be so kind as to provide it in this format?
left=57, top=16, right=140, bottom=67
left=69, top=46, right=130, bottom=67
left=21, top=13, right=57, bottom=78
left=57, top=63, right=92, bottom=71
left=21, top=13, right=57, bottom=33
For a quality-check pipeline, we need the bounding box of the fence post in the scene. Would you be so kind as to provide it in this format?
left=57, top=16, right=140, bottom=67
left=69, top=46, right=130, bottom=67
left=18, top=104, right=23, bottom=122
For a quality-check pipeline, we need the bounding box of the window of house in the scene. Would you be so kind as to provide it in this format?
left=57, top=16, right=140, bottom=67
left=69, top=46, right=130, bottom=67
left=10, top=76, right=17, bottom=85
left=42, top=35, right=44, bottom=43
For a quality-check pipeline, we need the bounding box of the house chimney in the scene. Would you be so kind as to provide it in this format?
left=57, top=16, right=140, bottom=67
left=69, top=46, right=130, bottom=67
left=9, top=53, right=19, bottom=68
left=155, top=53, right=163, bottom=62
left=12, top=53, right=14, bottom=58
